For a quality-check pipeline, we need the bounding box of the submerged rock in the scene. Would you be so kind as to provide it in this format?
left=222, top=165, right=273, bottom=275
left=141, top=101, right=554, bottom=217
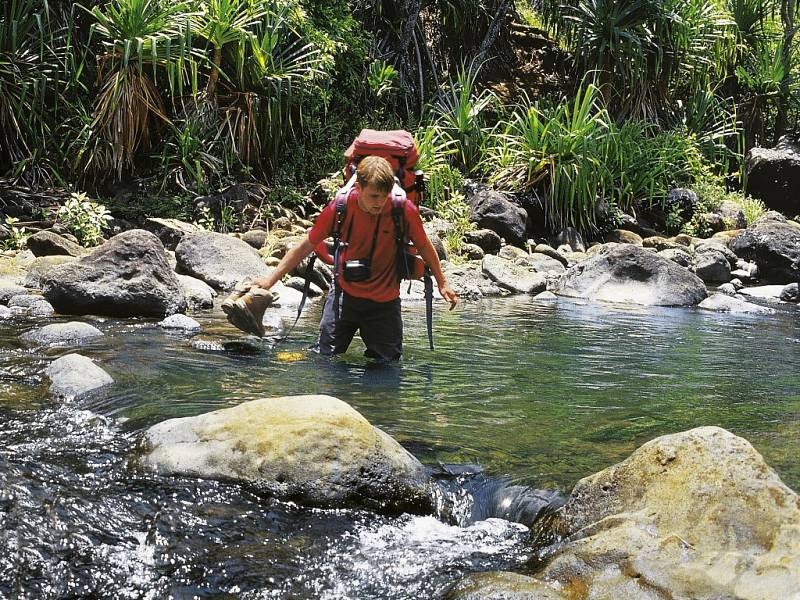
left=139, top=395, right=431, bottom=513
left=535, top=427, right=800, bottom=600
left=445, top=572, right=564, bottom=600
left=158, top=314, right=201, bottom=332
left=47, top=353, right=113, bottom=400
left=22, top=321, right=103, bottom=345
left=554, top=243, right=707, bottom=306
left=41, top=229, right=186, bottom=317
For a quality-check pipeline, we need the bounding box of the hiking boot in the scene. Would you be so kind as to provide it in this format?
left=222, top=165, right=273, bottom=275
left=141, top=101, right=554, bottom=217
left=222, top=283, right=278, bottom=337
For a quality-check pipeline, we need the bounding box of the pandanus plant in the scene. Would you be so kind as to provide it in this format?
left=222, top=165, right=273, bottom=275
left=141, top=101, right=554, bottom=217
left=84, top=0, right=196, bottom=176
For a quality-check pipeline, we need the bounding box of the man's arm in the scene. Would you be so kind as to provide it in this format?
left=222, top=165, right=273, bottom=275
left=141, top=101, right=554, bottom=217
left=251, top=235, right=316, bottom=290
left=416, top=236, right=458, bottom=310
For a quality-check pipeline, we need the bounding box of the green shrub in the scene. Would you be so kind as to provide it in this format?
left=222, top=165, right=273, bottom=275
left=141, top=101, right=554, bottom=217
left=57, top=192, right=112, bottom=246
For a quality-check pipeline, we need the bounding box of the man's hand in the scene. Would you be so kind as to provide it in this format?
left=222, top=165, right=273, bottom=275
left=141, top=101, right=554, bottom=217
left=439, top=284, right=458, bottom=310
left=250, top=276, right=273, bottom=290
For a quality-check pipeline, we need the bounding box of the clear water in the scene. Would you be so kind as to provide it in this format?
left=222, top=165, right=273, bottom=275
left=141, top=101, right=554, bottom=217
left=1, top=295, right=799, bottom=598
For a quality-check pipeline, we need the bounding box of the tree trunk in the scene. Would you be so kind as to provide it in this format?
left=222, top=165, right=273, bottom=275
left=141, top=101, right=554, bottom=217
left=207, top=46, right=222, bottom=97
left=476, top=0, right=512, bottom=61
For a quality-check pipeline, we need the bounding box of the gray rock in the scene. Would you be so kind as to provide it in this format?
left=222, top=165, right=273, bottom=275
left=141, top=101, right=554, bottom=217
left=165, top=250, right=177, bottom=271
left=745, top=136, right=800, bottom=215
left=8, top=294, right=55, bottom=317
left=657, top=248, right=692, bottom=267
left=144, top=218, right=202, bottom=251
left=603, top=229, right=643, bottom=245
left=177, top=274, right=216, bottom=310
left=554, top=227, right=585, bottom=253
left=694, top=239, right=738, bottom=267
left=522, top=253, right=566, bottom=274
left=175, top=231, right=270, bottom=291
left=716, top=200, right=747, bottom=229
left=532, top=244, right=568, bottom=267
left=22, top=321, right=103, bottom=345
left=555, top=244, right=707, bottom=306
left=0, top=305, right=12, bottom=318
left=739, top=285, right=787, bottom=300
left=459, top=243, right=485, bottom=261
left=140, top=395, right=431, bottom=512
left=285, top=276, right=323, bottom=297
left=27, top=230, right=85, bottom=257
left=463, top=181, right=528, bottom=247
left=159, top=314, right=201, bottom=331
left=0, top=283, right=27, bottom=305
left=289, top=255, right=331, bottom=291
left=699, top=293, right=775, bottom=314
left=46, top=353, right=113, bottom=400
left=730, top=277, right=744, bottom=290
left=241, top=229, right=268, bottom=249
left=780, top=282, right=799, bottom=302
left=693, top=250, right=731, bottom=283
left=42, top=230, right=187, bottom=317
left=533, top=291, right=558, bottom=302
left=730, top=214, right=800, bottom=282
left=445, top=263, right=505, bottom=300
left=463, top=229, right=502, bottom=255
left=24, top=255, right=77, bottom=288
left=482, top=255, right=547, bottom=294
left=667, top=187, right=699, bottom=220
left=717, top=283, right=737, bottom=296
left=498, top=245, right=528, bottom=261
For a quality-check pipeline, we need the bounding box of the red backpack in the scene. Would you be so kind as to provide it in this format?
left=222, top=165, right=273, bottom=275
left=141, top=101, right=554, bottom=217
left=343, top=129, right=424, bottom=206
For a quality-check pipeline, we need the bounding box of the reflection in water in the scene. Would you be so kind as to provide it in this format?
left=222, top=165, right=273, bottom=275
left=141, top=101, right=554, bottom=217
left=0, top=295, right=798, bottom=597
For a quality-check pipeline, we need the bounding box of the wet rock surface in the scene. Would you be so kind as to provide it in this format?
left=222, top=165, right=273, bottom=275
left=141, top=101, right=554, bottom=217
left=554, top=243, right=707, bottom=306
left=46, top=353, right=113, bottom=400
left=41, top=230, right=186, bottom=317
left=140, top=395, right=432, bottom=513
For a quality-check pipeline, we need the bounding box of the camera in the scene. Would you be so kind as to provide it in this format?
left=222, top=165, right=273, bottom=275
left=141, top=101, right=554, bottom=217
left=343, top=258, right=371, bottom=282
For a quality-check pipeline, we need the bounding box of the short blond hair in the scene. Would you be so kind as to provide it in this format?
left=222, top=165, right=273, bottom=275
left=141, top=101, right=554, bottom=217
left=356, top=156, right=395, bottom=193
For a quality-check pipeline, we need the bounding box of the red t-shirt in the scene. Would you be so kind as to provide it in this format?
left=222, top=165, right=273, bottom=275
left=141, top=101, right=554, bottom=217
left=308, top=189, right=427, bottom=302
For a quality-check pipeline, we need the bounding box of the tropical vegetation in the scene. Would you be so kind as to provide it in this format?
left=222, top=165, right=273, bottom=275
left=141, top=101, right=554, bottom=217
left=0, top=0, right=797, bottom=240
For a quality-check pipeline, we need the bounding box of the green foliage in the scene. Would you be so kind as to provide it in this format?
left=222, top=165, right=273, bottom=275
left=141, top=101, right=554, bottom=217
left=2, top=217, right=30, bottom=250
left=539, top=0, right=736, bottom=119
left=57, top=192, right=112, bottom=246
left=428, top=60, right=496, bottom=175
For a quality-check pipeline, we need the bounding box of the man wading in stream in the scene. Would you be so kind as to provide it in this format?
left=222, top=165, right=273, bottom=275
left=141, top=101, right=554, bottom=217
left=229, top=155, right=458, bottom=362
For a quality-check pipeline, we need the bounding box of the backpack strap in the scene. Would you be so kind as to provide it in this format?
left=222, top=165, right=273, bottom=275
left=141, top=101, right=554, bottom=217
left=330, top=173, right=356, bottom=321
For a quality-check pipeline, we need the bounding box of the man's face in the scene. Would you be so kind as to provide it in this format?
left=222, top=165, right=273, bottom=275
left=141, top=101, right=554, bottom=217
left=356, top=182, right=389, bottom=215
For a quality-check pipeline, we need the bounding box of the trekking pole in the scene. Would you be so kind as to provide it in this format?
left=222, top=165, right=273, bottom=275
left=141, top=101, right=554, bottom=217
left=424, top=266, right=434, bottom=350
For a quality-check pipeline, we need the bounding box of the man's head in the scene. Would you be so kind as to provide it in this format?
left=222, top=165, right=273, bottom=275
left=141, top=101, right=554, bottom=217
left=355, top=156, right=395, bottom=215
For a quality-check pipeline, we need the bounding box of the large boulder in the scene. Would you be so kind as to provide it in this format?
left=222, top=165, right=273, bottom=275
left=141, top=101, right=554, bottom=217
left=463, top=181, right=528, bottom=247
left=745, top=137, right=800, bottom=215
left=27, top=230, right=85, bottom=258
left=536, top=427, right=800, bottom=600
left=24, top=255, right=76, bottom=288
left=554, top=244, right=707, bottom=306
left=730, top=213, right=800, bottom=282
left=139, top=395, right=431, bottom=513
left=175, top=231, right=271, bottom=291
left=41, top=230, right=186, bottom=317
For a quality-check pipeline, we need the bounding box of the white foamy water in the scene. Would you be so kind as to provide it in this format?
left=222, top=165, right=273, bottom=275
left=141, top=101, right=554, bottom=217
left=256, top=514, right=530, bottom=599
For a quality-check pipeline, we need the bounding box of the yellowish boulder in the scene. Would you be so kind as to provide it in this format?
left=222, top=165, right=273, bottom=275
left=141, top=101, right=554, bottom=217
left=140, top=395, right=430, bottom=512
left=539, top=426, right=800, bottom=599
